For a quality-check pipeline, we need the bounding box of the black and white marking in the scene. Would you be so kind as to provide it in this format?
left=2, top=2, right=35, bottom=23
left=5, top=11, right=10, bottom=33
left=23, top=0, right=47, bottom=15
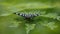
left=14, top=12, right=40, bottom=19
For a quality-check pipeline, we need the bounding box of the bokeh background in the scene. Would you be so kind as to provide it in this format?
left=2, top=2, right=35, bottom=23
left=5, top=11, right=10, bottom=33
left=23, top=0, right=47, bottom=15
left=0, top=0, right=60, bottom=34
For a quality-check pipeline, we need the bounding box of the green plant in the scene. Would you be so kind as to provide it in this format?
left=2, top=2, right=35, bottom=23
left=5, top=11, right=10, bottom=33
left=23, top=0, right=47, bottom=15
left=0, top=0, right=60, bottom=34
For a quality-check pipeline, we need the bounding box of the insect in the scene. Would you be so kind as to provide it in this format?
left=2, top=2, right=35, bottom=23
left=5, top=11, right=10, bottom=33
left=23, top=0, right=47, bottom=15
left=14, top=12, right=40, bottom=20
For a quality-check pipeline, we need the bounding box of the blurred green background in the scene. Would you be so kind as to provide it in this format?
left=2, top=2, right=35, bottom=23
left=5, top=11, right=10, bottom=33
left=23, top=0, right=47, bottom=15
left=0, top=0, right=60, bottom=34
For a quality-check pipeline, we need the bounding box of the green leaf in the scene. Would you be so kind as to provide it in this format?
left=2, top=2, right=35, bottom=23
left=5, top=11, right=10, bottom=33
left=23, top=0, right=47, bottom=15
left=0, top=14, right=26, bottom=34
left=0, top=0, right=60, bottom=34
left=25, top=24, right=36, bottom=34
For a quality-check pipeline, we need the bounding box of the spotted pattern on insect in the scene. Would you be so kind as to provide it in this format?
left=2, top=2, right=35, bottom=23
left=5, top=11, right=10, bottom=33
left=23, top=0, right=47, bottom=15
left=14, top=12, right=40, bottom=19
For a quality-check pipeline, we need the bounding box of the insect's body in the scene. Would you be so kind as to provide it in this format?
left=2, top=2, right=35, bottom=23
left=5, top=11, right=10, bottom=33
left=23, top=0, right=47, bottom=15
left=14, top=12, right=40, bottom=19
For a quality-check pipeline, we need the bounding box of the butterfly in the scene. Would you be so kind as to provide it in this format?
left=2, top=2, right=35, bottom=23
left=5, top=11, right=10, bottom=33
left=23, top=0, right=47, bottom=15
left=14, top=12, right=40, bottom=19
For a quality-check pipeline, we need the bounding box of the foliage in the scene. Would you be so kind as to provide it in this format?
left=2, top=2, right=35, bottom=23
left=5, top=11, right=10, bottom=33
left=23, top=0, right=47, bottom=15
left=0, top=0, right=60, bottom=34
